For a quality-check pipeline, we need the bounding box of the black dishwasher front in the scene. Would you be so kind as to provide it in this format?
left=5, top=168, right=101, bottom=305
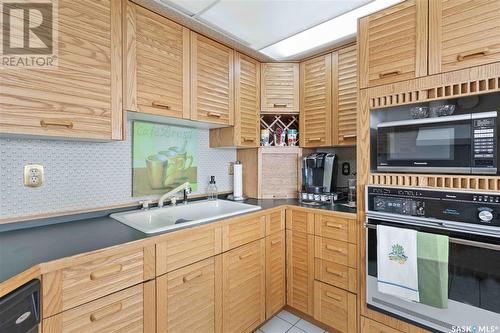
left=0, top=279, right=40, bottom=333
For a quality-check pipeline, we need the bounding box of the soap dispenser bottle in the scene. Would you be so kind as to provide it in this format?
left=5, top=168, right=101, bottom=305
left=208, top=176, right=218, bottom=200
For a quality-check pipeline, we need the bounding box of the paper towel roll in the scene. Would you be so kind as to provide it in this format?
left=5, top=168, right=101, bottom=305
left=233, top=162, right=243, bottom=199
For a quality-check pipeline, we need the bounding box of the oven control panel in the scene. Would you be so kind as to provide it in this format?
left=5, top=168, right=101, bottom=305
left=373, top=196, right=425, bottom=216
left=472, top=115, right=497, bottom=170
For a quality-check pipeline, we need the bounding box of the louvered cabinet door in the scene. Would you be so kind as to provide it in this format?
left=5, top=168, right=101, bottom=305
left=261, top=63, right=300, bottom=113
left=358, top=0, right=428, bottom=88
left=235, top=52, right=260, bottom=147
left=125, top=3, right=190, bottom=119
left=191, top=32, right=234, bottom=125
left=300, top=54, right=332, bottom=148
left=333, top=45, right=357, bottom=146
left=222, top=239, right=266, bottom=333
left=429, top=0, right=500, bottom=74
left=157, top=257, right=221, bottom=333
left=286, top=230, right=315, bottom=316
left=265, top=231, right=286, bottom=319
left=0, top=0, right=122, bottom=140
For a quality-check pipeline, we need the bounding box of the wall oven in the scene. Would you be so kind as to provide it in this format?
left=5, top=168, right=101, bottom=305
left=365, top=185, right=500, bottom=332
left=377, top=111, right=498, bottom=175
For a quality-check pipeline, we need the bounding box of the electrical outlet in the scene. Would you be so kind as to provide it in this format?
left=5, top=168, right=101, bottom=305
left=24, top=164, right=44, bottom=187
left=228, top=162, right=234, bottom=175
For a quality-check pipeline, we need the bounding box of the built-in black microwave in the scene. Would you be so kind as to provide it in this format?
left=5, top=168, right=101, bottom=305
left=376, top=111, right=498, bottom=174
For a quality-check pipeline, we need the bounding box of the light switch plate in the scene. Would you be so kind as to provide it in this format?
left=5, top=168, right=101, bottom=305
left=24, top=164, right=44, bottom=187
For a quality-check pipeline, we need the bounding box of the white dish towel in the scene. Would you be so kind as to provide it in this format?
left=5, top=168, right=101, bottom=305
left=377, top=225, right=419, bottom=302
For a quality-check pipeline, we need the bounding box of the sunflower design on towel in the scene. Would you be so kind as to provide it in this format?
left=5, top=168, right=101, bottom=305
left=388, top=244, right=408, bottom=264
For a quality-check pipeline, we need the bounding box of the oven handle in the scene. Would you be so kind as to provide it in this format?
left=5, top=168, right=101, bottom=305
left=364, top=223, right=500, bottom=251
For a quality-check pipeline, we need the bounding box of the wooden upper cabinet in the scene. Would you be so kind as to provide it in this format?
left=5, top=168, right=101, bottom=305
left=222, top=239, right=266, bottom=333
left=358, top=0, right=428, bottom=88
left=333, top=45, right=358, bottom=146
left=300, top=54, right=332, bottom=148
left=210, top=52, right=260, bottom=147
left=261, top=63, right=300, bottom=113
left=0, top=0, right=122, bottom=140
left=124, top=2, right=190, bottom=119
left=429, top=0, right=500, bottom=75
left=191, top=32, right=234, bottom=125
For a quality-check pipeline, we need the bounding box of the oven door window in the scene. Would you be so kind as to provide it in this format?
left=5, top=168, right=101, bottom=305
left=377, top=121, right=471, bottom=169
left=367, top=221, right=500, bottom=315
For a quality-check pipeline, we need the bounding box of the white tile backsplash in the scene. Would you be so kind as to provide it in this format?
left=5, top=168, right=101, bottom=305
left=0, top=121, right=236, bottom=219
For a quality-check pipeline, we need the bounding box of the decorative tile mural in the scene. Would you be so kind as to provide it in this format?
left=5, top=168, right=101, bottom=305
left=132, top=122, right=198, bottom=196
left=0, top=121, right=236, bottom=219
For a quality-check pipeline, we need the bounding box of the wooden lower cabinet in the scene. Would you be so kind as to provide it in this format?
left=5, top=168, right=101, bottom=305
left=42, top=282, right=155, bottom=333
left=156, top=256, right=222, bottom=333
left=265, top=231, right=286, bottom=318
left=222, top=239, right=266, bottom=333
left=286, top=229, right=315, bottom=316
left=314, top=281, right=356, bottom=333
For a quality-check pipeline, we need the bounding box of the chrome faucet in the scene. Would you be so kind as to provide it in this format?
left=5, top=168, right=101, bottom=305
left=158, top=182, right=192, bottom=208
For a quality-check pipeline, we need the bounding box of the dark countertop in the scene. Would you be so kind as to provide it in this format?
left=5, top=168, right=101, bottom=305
left=0, top=198, right=356, bottom=285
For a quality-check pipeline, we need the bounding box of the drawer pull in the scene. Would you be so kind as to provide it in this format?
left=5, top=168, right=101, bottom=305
left=325, top=292, right=342, bottom=302
left=379, top=70, right=401, bottom=78
left=239, top=253, right=252, bottom=260
left=271, top=240, right=281, bottom=246
left=151, top=101, right=170, bottom=109
left=207, top=112, right=222, bottom=118
left=325, top=222, right=343, bottom=229
left=89, top=302, right=122, bottom=322
left=89, top=264, right=123, bottom=281
left=342, top=134, right=356, bottom=139
left=273, top=103, right=287, bottom=108
left=183, top=271, right=203, bottom=283
left=243, top=137, right=255, bottom=142
left=307, top=138, right=322, bottom=142
left=325, top=245, right=345, bottom=254
left=326, top=268, right=344, bottom=277
left=457, top=48, right=489, bottom=61
left=40, top=119, right=73, bottom=129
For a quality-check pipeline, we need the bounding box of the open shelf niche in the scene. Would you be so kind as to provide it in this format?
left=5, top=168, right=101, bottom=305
left=260, top=114, right=299, bottom=146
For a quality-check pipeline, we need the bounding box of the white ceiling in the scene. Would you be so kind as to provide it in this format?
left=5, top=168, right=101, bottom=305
left=161, top=0, right=372, bottom=50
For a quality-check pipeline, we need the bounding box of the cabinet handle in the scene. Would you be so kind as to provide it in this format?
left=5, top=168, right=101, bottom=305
left=207, top=112, right=222, bottom=118
left=325, top=292, right=342, bottom=302
left=457, top=48, right=489, bottom=61
left=307, top=138, right=322, bottom=142
left=271, top=239, right=281, bottom=246
left=342, top=134, right=356, bottom=139
left=183, top=271, right=203, bottom=283
left=40, top=119, right=73, bottom=129
left=326, top=268, right=344, bottom=277
left=151, top=101, right=170, bottom=109
left=325, top=222, right=343, bottom=229
left=239, top=253, right=252, bottom=260
left=325, top=245, right=345, bottom=254
left=243, top=137, right=255, bottom=142
left=89, top=302, right=122, bottom=322
left=379, top=70, right=401, bottom=78
left=89, top=264, right=123, bottom=280
left=273, top=103, right=287, bottom=108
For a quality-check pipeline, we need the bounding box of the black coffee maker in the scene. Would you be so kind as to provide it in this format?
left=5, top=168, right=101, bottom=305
left=302, top=153, right=338, bottom=194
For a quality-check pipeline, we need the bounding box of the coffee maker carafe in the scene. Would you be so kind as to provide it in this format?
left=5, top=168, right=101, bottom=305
left=302, top=153, right=338, bottom=194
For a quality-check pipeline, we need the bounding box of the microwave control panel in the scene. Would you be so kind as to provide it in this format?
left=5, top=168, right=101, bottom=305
left=472, top=116, right=497, bottom=169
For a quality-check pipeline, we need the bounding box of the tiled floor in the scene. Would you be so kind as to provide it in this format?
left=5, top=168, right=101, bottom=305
left=255, top=310, right=327, bottom=333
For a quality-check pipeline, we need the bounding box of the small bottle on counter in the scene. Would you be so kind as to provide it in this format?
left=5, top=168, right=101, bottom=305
left=207, top=176, right=218, bottom=200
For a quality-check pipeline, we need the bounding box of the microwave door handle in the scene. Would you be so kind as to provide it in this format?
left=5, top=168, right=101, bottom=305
left=364, top=223, right=500, bottom=251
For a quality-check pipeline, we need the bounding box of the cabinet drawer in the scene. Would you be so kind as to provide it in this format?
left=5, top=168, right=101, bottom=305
left=314, top=214, right=356, bottom=243
left=314, top=258, right=357, bottom=293
left=360, top=317, right=402, bottom=333
left=314, top=281, right=356, bottom=333
left=222, top=214, right=266, bottom=251
left=285, top=209, right=314, bottom=234
left=43, top=247, right=152, bottom=318
left=266, top=209, right=285, bottom=236
left=156, top=224, right=222, bottom=275
left=43, top=283, right=151, bottom=333
left=314, top=236, right=356, bottom=268
left=157, top=256, right=221, bottom=333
